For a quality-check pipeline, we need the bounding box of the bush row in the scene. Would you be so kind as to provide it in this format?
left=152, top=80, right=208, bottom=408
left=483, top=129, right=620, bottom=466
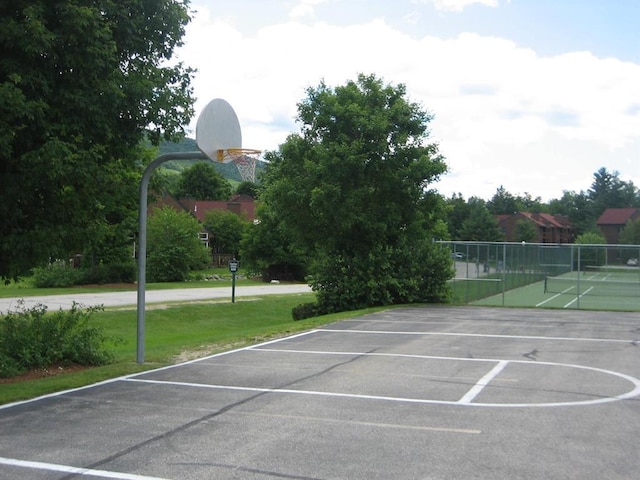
left=31, top=262, right=136, bottom=288
left=0, top=302, right=114, bottom=378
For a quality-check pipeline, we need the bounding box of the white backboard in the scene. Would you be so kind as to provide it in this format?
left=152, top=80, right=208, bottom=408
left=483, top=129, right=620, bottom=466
left=195, top=98, right=242, bottom=161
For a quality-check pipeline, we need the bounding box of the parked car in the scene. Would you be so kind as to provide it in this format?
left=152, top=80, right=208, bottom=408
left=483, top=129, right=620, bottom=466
left=451, top=252, right=464, bottom=259
left=627, top=258, right=639, bottom=266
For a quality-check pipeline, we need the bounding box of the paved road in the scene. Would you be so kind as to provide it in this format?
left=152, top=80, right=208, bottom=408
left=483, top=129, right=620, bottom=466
left=0, top=284, right=312, bottom=313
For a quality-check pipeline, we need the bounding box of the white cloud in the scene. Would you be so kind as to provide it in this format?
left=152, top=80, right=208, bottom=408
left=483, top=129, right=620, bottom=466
left=288, top=0, right=331, bottom=19
left=178, top=6, right=640, bottom=201
left=428, top=0, right=499, bottom=12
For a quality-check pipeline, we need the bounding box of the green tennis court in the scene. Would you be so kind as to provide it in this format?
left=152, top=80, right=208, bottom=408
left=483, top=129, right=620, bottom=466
left=441, top=241, right=640, bottom=312
left=470, top=268, right=640, bottom=311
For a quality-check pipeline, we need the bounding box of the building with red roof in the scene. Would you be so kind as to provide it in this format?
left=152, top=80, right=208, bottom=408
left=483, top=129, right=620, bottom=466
left=596, top=208, right=640, bottom=244
left=496, top=212, right=574, bottom=243
left=149, top=193, right=257, bottom=265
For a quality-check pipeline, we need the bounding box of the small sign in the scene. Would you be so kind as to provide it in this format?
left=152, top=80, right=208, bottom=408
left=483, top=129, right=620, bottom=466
left=229, top=259, right=239, bottom=273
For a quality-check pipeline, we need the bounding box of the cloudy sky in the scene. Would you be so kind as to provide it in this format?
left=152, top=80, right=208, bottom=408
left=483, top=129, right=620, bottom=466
left=175, top=0, right=640, bottom=202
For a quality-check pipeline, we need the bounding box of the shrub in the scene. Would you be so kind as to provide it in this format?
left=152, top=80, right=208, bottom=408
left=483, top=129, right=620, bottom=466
left=31, top=260, right=136, bottom=287
left=147, top=206, right=211, bottom=282
left=0, top=352, right=23, bottom=378
left=82, top=261, right=136, bottom=284
left=292, top=302, right=319, bottom=321
left=31, top=262, right=84, bottom=288
left=0, top=301, right=114, bottom=378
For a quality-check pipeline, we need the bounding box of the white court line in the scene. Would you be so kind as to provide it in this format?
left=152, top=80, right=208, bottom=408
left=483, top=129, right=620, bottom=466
left=536, top=286, right=574, bottom=307
left=0, top=456, right=169, bottom=480
left=313, top=328, right=633, bottom=344
left=125, top=377, right=462, bottom=406
left=564, top=286, right=594, bottom=308
left=126, top=350, right=640, bottom=408
left=0, top=329, right=320, bottom=411
left=458, top=360, right=509, bottom=404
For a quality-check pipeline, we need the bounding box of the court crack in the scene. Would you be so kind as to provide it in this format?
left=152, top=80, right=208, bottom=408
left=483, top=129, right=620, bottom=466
left=58, top=349, right=378, bottom=480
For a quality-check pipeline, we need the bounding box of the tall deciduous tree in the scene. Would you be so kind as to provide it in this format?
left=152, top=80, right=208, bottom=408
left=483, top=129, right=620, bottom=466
left=548, top=190, right=595, bottom=236
left=444, top=193, right=471, bottom=240
left=202, top=209, right=247, bottom=262
left=261, top=74, right=452, bottom=313
left=459, top=197, right=503, bottom=241
left=175, top=162, right=232, bottom=200
left=0, top=0, right=195, bottom=278
left=240, top=204, right=310, bottom=282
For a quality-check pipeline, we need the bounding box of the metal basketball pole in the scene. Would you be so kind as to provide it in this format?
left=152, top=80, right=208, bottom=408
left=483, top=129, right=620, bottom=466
left=137, top=152, right=207, bottom=364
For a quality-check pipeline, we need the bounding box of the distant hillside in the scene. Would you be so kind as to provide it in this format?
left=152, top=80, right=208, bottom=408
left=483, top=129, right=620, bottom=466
left=158, top=137, right=266, bottom=183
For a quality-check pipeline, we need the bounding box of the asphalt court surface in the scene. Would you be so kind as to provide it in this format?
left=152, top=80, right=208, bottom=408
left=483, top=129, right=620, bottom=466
left=1, top=306, right=639, bottom=479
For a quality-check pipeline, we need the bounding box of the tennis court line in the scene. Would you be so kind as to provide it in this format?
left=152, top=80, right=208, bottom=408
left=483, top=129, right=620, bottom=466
left=536, top=286, right=575, bottom=307
left=0, top=456, right=169, bottom=480
left=458, top=360, right=509, bottom=404
left=564, top=286, right=594, bottom=308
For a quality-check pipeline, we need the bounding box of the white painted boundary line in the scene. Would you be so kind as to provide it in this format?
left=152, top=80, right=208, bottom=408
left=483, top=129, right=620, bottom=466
left=126, top=348, right=640, bottom=408
left=314, top=328, right=634, bottom=344
left=0, top=330, right=321, bottom=411
left=564, top=286, right=594, bottom=308
left=458, top=360, right=509, bottom=404
left=536, top=286, right=574, bottom=307
left=0, top=456, right=169, bottom=480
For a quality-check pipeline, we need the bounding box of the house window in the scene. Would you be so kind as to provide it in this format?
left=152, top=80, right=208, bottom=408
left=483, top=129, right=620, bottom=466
left=198, top=232, right=209, bottom=248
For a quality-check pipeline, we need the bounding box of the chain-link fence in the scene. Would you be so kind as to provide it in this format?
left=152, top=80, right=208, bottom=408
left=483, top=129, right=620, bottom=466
left=437, top=241, right=640, bottom=309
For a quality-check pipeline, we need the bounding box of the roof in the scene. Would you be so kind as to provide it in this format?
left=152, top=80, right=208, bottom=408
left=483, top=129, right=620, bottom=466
left=596, top=208, right=640, bottom=225
left=516, top=212, right=571, bottom=229
left=189, top=195, right=256, bottom=222
left=151, top=193, right=257, bottom=222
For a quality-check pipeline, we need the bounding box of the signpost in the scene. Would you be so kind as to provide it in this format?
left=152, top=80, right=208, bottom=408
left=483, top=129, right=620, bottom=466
left=229, top=258, right=239, bottom=303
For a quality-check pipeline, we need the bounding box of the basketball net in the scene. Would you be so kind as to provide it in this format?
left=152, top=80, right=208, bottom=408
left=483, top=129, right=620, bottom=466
left=217, top=148, right=261, bottom=183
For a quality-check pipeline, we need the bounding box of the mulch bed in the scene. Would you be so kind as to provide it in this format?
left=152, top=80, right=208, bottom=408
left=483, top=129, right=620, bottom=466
left=0, top=364, right=88, bottom=384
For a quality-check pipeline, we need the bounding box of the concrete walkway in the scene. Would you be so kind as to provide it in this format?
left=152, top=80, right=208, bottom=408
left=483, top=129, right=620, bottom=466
left=0, top=284, right=313, bottom=313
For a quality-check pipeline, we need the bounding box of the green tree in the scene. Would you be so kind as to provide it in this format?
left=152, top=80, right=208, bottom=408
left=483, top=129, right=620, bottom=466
left=460, top=197, right=504, bottom=241
left=444, top=193, right=470, bottom=240
left=588, top=167, right=639, bottom=216
left=240, top=204, right=310, bottom=282
left=487, top=186, right=519, bottom=214
left=548, top=190, right=595, bottom=236
left=0, top=0, right=195, bottom=279
left=151, top=167, right=181, bottom=198
left=175, top=162, right=233, bottom=200
left=487, top=186, right=545, bottom=215
left=575, top=231, right=606, bottom=268
left=517, top=192, right=546, bottom=213
left=261, top=74, right=452, bottom=313
left=514, top=219, right=538, bottom=242
left=619, top=218, right=640, bottom=245
left=147, top=206, right=210, bottom=282
left=202, top=209, right=247, bottom=263
left=235, top=181, right=260, bottom=199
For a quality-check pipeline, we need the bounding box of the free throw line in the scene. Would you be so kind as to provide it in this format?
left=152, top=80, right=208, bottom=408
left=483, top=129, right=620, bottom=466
left=458, top=360, right=509, bottom=404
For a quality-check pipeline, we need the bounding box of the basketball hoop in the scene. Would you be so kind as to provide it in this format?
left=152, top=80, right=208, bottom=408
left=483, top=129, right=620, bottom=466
left=217, top=148, right=261, bottom=183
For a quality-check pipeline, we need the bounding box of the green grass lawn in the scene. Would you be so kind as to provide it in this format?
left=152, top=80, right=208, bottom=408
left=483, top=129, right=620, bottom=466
left=0, top=292, right=397, bottom=406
